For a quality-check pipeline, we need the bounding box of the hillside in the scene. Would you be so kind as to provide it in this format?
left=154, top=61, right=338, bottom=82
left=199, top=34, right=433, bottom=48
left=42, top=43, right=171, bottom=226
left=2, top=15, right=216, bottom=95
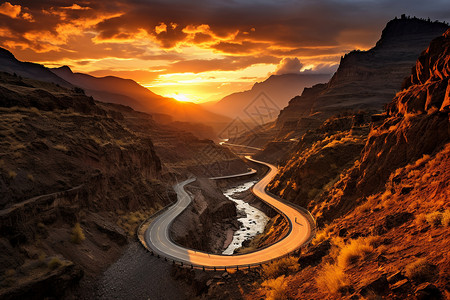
left=276, top=17, right=448, bottom=138
left=0, top=71, right=247, bottom=299
left=0, top=49, right=72, bottom=89
left=51, top=66, right=231, bottom=137
left=208, top=73, right=331, bottom=120
left=204, top=26, right=450, bottom=300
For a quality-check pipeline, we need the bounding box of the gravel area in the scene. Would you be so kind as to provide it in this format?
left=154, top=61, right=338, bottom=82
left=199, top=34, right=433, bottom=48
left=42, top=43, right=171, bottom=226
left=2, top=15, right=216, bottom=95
left=95, top=242, right=191, bottom=300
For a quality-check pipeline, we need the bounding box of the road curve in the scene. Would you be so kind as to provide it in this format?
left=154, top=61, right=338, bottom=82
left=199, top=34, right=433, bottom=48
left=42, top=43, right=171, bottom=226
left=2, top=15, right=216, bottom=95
left=144, top=157, right=313, bottom=268
left=208, top=168, right=257, bottom=180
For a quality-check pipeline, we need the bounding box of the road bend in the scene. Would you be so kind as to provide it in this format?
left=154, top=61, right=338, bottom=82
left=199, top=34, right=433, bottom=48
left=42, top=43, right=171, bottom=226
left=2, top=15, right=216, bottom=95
left=144, top=156, right=313, bottom=268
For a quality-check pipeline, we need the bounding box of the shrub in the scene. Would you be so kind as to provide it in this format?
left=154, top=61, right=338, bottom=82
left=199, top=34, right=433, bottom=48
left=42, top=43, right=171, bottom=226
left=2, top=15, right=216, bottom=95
left=54, top=144, right=68, bottom=152
left=405, top=258, right=435, bottom=283
left=8, top=170, right=17, bottom=179
left=48, top=257, right=63, bottom=270
left=27, top=173, right=34, bottom=181
left=426, top=212, right=442, bottom=226
left=415, top=213, right=427, bottom=225
left=442, top=210, right=450, bottom=227
left=71, top=223, right=85, bottom=244
left=261, top=256, right=299, bottom=280
left=337, top=238, right=374, bottom=269
left=316, top=263, right=349, bottom=294
left=261, top=275, right=289, bottom=300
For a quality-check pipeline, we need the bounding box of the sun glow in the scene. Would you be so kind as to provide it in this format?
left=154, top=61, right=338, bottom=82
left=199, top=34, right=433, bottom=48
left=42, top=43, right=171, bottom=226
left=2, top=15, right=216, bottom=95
left=165, top=93, right=192, bottom=102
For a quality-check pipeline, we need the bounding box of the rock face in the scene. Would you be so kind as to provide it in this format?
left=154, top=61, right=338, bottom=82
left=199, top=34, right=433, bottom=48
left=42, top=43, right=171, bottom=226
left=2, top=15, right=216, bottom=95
left=316, top=29, right=450, bottom=223
left=0, top=59, right=247, bottom=297
left=276, top=18, right=449, bottom=136
left=267, top=113, right=371, bottom=210
left=170, top=178, right=239, bottom=253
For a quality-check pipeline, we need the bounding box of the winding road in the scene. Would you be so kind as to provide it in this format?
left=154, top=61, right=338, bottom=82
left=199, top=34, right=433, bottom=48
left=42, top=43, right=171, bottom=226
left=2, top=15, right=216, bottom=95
left=144, top=157, right=314, bottom=268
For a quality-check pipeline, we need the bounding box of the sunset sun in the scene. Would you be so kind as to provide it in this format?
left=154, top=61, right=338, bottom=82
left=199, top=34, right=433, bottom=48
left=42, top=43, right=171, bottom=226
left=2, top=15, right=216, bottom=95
left=165, top=93, right=192, bottom=102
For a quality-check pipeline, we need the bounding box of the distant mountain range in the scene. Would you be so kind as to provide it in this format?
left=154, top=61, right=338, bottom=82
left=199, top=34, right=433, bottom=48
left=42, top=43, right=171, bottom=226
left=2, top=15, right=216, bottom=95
left=51, top=66, right=230, bottom=128
left=205, top=73, right=331, bottom=121
left=0, top=48, right=72, bottom=88
left=0, top=48, right=230, bottom=138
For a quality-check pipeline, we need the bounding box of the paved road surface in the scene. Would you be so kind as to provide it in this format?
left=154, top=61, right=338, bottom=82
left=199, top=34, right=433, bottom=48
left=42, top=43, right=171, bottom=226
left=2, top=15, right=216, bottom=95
left=144, top=157, right=312, bottom=268
left=208, top=168, right=257, bottom=180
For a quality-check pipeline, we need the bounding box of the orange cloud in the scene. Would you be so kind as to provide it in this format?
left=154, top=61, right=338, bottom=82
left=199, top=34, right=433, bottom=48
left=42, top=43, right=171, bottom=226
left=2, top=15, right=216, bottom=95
left=0, top=2, right=21, bottom=18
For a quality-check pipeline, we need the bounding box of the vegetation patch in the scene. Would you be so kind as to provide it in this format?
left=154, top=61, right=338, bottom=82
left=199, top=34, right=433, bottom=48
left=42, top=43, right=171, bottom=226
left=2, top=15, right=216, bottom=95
left=260, top=256, right=299, bottom=280
left=71, top=223, right=86, bottom=244
left=405, top=258, right=436, bottom=283
left=261, top=275, right=289, bottom=300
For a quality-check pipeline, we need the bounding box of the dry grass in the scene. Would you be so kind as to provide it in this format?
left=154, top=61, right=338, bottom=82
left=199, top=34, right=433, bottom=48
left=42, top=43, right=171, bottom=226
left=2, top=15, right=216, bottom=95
left=316, top=263, right=349, bottom=294
left=48, top=257, right=63, bottom=270
left=405, top=258, right=435, bottom=283
left=261, top=275, right=289, bottom=300
left=337, top=237, right=375, bottom=269
left=415, top=210, right=450, bottom=227
left=261, top=256, right=299, bottom=280
left=442, top=210, right=450, bottom=227
left=54, top=144, right=68, bottom=152
left=70, top=223, right=85, bottom=244
left=8, top=170, right=17, bottom=179
left=117, top=209, right=156, bottom=236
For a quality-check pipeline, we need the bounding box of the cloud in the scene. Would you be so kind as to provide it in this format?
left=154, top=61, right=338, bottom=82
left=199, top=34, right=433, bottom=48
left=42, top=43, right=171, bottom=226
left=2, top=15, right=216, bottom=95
left=0, top=0, right=449, bottom=90
left=0, top=2, right=21, bottom=18
left=274, top=57, right=304, bottom=75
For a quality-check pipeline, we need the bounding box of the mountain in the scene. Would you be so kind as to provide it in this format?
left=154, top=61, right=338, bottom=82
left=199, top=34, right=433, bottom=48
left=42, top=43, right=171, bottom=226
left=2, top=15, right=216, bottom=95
left=207, top=73, right=331, bottom=120
left=0, top=48, right=73, bottom=88
left=0, top=69, right=247, bottom=298
left=276, top=17, right=449, bottom=136
left=208, top=27, right=450, bottom=300
left=51, top=66, right=231, bottom=133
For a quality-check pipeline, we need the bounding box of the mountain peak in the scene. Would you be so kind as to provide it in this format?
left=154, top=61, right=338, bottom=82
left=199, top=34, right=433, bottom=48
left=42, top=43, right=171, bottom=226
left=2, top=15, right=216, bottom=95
left=54, top=65, right=73, bottom=75
left=0, top=47, right=17, bottom=61
left=377, top=16, right=449, bottom=46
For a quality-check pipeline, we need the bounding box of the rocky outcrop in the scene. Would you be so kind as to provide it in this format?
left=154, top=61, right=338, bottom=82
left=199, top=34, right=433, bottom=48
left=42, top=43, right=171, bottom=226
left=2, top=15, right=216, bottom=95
left=0, top=262, right=83, bottom=300
left=171, top=178, right=239, bottom=253
left=317, top=29, right=450, bottom=223
left=276, top=18, right=448, bottom=137
left=267, top=113, right=371, bottom=210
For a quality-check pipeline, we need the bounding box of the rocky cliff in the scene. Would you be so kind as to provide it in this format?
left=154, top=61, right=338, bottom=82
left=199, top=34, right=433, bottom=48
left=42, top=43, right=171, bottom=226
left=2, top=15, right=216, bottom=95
left=207, top=26, right=450, bottom=300
left=276, top=18, right=448, bottom=137
left=0, top=67, right=247, bottom=298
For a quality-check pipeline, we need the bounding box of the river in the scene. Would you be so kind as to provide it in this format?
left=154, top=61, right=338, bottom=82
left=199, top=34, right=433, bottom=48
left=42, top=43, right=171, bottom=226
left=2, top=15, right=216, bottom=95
left=222, top=180, right=269, bottom=255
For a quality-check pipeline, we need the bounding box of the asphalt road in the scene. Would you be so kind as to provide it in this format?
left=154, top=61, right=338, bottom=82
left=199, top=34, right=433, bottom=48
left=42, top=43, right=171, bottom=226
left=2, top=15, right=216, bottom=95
left=144, top=157, right=312, bottom=268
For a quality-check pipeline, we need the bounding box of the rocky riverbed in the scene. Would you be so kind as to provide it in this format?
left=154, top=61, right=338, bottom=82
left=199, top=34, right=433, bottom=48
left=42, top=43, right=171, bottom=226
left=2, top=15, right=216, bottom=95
left=222, top=181, right=269, bottom=255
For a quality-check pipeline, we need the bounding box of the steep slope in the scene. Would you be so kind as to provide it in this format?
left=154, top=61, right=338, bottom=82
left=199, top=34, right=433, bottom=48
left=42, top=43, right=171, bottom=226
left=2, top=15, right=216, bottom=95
left=276, top=17, right=448, bottom=137
left=206, top=26, right=450, bottom=300
left=0, top=48, right=72, bottom=88
left=0, top=71, right=247, bottom=299
left=51, top=66, right=231, bottom=132
left=208, top=73, right=331, bottom=120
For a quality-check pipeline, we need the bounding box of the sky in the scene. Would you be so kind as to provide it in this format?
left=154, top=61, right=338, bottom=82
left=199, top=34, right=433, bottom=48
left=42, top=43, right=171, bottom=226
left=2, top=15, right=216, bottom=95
left=0, top=0, right=449, bottom=103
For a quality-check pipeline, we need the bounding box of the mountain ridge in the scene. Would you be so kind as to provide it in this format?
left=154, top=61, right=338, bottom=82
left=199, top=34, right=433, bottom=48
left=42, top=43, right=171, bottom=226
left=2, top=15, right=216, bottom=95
left=276, top=17, right=449, bottom=136
left=207, top=72, right=332, bottom=120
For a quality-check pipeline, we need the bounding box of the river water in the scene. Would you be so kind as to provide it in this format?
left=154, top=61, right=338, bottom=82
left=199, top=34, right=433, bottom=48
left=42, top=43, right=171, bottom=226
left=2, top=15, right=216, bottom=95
left=222, top=181, right=269, bottom=255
